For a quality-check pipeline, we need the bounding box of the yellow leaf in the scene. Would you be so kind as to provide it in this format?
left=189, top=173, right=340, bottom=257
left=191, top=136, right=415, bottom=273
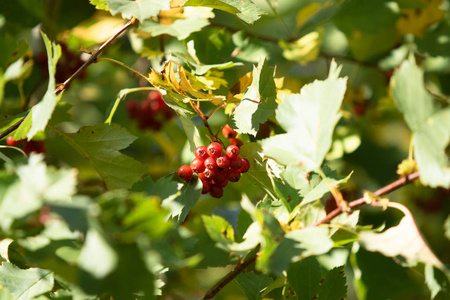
left=296, top=2, right=332, bottom=29
left=227, top=71, right=253, bottom=103
left=397, top=0, right=445, bottom=37
left=280, top=30, right=322, bottom=65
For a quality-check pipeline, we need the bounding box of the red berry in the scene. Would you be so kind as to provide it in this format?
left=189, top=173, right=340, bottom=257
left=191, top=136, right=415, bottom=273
left=222, top=124, right=237, bottom=139
left=226, top=145, right=240, bottom=158
left=203, top=169, right=217, bottom=181
left=178, top=165, right=193, bottom=181
left=191, top=158, right=206, bottom=173
left=198, top=172, right=207, bottom=181
left=204, top=157, right=218, bottom=170
left=23, top=140, right=46, bottom=155
left=207, top=142, right=222, bottom=158
left=6, top=136, right=21, bottom=146
left=212, top=173, right=228, bottom=185
left=228, top=137, right=243, bottom=147
left=201, top=180, right=211, bottom=194
left=239, top=158, right=250, bottom=173
left=195, top=146, right=209, bottom=160
left=216, top=155, right=230, bottom=169
left=227, top=170, right=241, bottom=182
left=229, top=156, right=242, bottom=170
left=209, top=185, right=223, bottom=198
left=217, top=167, right=228, bottom=174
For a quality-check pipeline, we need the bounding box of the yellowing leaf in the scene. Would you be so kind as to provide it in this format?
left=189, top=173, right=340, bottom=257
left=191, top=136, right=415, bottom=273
left=396, top=0, right=445, bottom=36
left=280, top=30, right=322, bottom=65
left=296, top=2, right=332, bottom=29
left=71, top=16, right=126, bottom=43
left=227, top=71, right=253, bottom=103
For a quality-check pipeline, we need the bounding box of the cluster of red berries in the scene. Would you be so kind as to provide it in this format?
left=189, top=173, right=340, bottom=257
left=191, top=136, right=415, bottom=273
left=126, top=91, right=174, bottom=131
left=178, top=142, right=250, bottom=198
left=35, top=43, right=86, bottom=83
left=6, top=136, right=46, bottom=155
left=222, top=124, right=243, bottom=147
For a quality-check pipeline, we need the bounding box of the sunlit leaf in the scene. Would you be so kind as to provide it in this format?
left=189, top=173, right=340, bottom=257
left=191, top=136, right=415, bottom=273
left=397, top=0, right=444, bottom=36
left=233, top=58, right=276, bottom=136
left=202, top=215, right=235, bottom=250
left=280, top=30, right=322, bottom=65
left=100, top=0, right=171, bottom=21
left=261, top=60, right=347, bottom=172
left=52, top=123, right=146, bottom=190
left=140, top=17, right=209, bottom=40
left=0, top=262, right=54, bottom=300
left=183, top=0, right=265, bottom=24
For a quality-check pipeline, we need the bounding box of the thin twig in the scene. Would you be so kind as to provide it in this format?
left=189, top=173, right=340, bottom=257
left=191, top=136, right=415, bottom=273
left=0, top=17, right=137, bottom=140
left=310, top=171, right=421, bottom=227
left=202, top=255, right=257, bottom=300
left=97, top=57, right=148, bottom=81
left=189, top=100, right=221, bottom=144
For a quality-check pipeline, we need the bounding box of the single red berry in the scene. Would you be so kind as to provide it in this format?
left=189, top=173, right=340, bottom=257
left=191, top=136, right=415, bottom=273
left=209, top=185, right=223, bottom=198
left=178, top=165, right=193, bottom=181
left=204, top=157, right=218, bottom=170
left=222, top=124, right=237, bottom=139
left=201, top=180, right=211, bottom=194
left=226, top=145, right=240, bottom=159
left=218, top=179, right=229, bottom=188
left=191, top=158, right=206, bottom=173
left=203, top=169, right=217, bottom=181
left=198, top=172, right=207, bottom=181
left=216, top=155, right=230, bottom=169
left=6, top=136, right=21, bottom=146
left=195, top=146, right=209, bottom=160
left=207, top=142, right=222, bottom=158
left=238, top=158, right=250, bottom=173
left=229, top=156, right=242, bottom=170
left=23, top=140, right=46, bottom=155
left=228, top=137, right=243, bottom=147
left=217, top=167, right=228, bottom=174
left=227, top=170, right=241, bottom=182
left=212, top=173, right=228, bottom=185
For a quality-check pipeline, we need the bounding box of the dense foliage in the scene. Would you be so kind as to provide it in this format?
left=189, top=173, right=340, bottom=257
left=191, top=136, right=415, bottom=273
left=0, top=0, right=449, bottom=299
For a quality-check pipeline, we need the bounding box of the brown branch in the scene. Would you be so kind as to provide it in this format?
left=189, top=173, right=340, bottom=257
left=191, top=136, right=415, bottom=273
left=0, top=17, right=137, bottom=140
left=310, top=171, right=421, bottom=227
left=189, top=100, right=224, bottom=145
left=201, top=254, right=257, bottom=300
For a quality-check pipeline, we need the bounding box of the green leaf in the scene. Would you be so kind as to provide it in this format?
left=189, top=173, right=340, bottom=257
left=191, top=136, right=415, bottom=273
left=0, top=262, right=54, bottom=300
left=390, top=55, right=450, bottom=188
left=89, top=0, right=109, bottom=10
left=317, top=266, right=347, bottom=300
left=390, top=54, right=436, bottom=131
left=78, top=228, right=118, bottom=279
left=140, top=17, right=210, bottom=40
left=202, top=215, right=235, bottom=250
left=51, top=123, right=146, bottom=190
left=101, top=0, right=171, bottom=21
left=445, top=215, right=450, bottom=241
left=232, top=58, right=276, bottom=136
left=234, top=271, right=273, bottom=300
left=24, top=32, right=62, bottom=140
left=413, top=107, right=450, bottom=188
left=261, top=60, right=347, bottom=172
left=287, top=257, right=322, bottom=300
left=160, top=174, right=202, bottom=224
left=183, top=0, right=265, bottom=24
left=286, top=227, right=334, bottom=257
left=177, top=110, right=203, bottom=153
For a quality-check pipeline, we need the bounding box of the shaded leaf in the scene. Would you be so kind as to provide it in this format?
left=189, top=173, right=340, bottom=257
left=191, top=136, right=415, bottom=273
left=317, top=266, right=347, bottom=300
left=232, top=58, right=276, bottom=136
left=52, top=123, right=146, bottom=189
left=0, top=262, right=54, bottom=300
left=287, top=256, right=322, bottom=300
left=261, top=60, right=347, bottom=172
left=101, top=0, right=171, bottom=21
left=234, top=271, right=273, bottom=300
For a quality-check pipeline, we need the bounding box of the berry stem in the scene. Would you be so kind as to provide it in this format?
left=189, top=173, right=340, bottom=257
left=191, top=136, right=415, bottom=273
left=0, top=17, right=137, bottom=140
left=189, top=100, right=223, bottom=145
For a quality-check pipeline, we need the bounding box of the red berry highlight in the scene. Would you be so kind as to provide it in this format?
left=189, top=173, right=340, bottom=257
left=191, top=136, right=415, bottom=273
left=191, top=158, right=206, bottom=173
left=216, top=155, right=230, bottom=169
left=178, top=165, right=193, bottom=181
left=204, top=157, right=218, bottom=170
left=195, top=146, right=209, bottom=160
left=226, top=145, right=240, bottom=158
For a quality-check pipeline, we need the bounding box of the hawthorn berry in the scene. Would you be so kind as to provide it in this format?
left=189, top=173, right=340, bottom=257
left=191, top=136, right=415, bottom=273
left=178, top=165, right=193, bottom=181
left=239, top=158, right=250, bottom=173
left=229, top=156, right=242, bottom=170
left=209, top=185, right=223, bottom=198
left=216, top=155, right=230, bottom=169
left=204, top=157, right=218, bottom=170
left=201, top=180, right=211, bottom=194
left=207, top=142, right=223, bottom=158
left=222, top=124, right=237, bottom=139
left=203, top=169, right=217, bottom=181
left=6, top=136, right=21, bottom=146
left=226, top=145, right=240, bottom=159
left=227, top=170, right=241, bottom=182
left=228, top=137, right=243, bottom=147
left=191, top=158, right=206, bottom=173
left=195, top=146, right=209, bottom=160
